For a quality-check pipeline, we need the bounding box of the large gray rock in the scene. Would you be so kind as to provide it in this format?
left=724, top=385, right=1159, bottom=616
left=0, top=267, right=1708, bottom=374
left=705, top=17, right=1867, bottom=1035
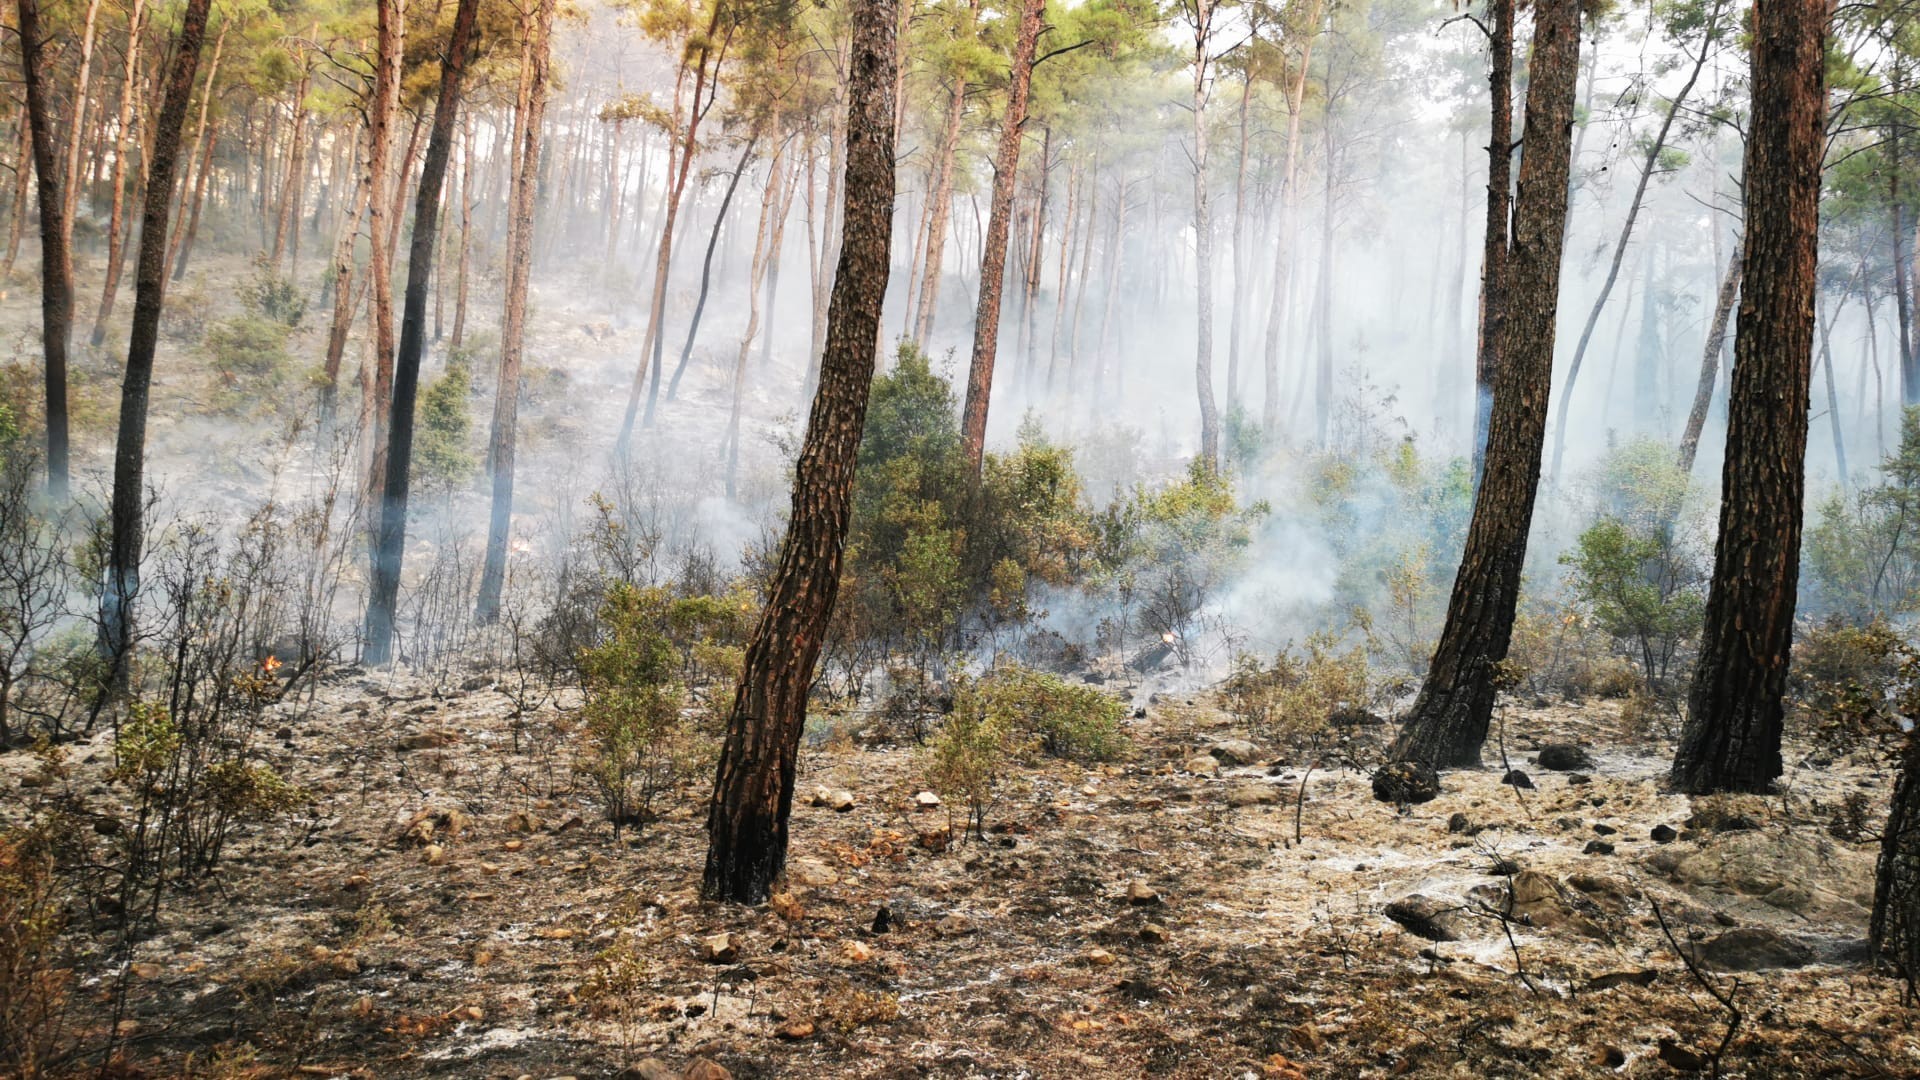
left=1690, top=927, right=1816, bottom=972
left=1384, top=894, right=1479, bottom=941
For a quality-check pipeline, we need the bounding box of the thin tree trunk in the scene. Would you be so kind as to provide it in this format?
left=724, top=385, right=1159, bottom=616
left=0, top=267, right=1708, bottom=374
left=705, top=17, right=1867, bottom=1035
left=167, top=24, right=224, bottom=279
left=960, top=0, right=1044, bottom=477
left=727, top=141, right=785, bottom=498
left=1549, top=0, right=1723, bottom=480
left=1389, top=0, right=1580, bottom=768
left=1470, top=0, right=1513, bottom=478
left=452, top=115, right=475, bottom=349
left=476, top=0, right=555, bottom=623
left=100, top=0, right=214, bottom=674
left=361, top=0, right=404, bottom=508
left=1678, top=239, right=1742, bottom=474
left=89, top=0, right=149, bottom=348
left=1817, top=296, right=1851, bottom=495
left=666, top=133, right=759, bottom=403
left=912, top=71, right=967, bottom=347
left=1670, top=0, right=1826, bottom=795
left=1260, top=0, right=1324, bottom=434
left=60, top=0, right=104, bottom=247
left=703, top=0, right=897, bottom=904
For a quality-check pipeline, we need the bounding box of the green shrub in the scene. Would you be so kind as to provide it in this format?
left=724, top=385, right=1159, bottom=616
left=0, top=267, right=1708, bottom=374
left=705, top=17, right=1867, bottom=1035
left=241, top=260, right=307, bottom=327
left=413, top=359, right=476, bottom=490
left=977, top=663, right=1129, bottom=762
left=1806, top=408, right=1920, bottom=619
left=206, top=315, right=294, bottom=392
left=576, top=585, right=705, bottom=836
left=1223, top=630, right=1376, bottom=744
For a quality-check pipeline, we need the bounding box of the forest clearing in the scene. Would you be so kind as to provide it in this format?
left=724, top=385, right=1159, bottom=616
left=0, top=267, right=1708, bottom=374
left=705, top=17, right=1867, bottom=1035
left=1, top=0, right=1919, bottom=1074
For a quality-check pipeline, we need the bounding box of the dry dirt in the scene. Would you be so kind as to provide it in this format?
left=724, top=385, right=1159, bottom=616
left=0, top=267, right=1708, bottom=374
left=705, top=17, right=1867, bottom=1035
left=3, top=670, right=1915, bottom=1080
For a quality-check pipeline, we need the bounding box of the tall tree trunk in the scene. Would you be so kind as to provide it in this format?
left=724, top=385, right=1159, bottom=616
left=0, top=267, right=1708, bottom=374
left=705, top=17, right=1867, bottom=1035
left=452, top=115, right=475, bottom=349
left=666, top=134, right=759, bottom=403
left=913, top=72, right=968, bottom=347
left=1677, top=239, right=1742, bottom=474
left=270, top=40, right=314, bottom=272
left=363, top=0, right=481, bottom=666
left=476, top=0, right=555, bottom=623
left=1389, top=0, right=1580, bottom=768
left=1549, top=0, right=1723, bottom=480
left=167, top=24, right=224, bottom=279
left=1470, top=0, right=1513, bottom=479
left=1065, top=164, right=1098, bottom=391
left=4, top=119, right=32, bottom=278
left=1871, top=730, right=1920, bottom=993
left=1260, top=0, right=1324, bottom=434
left=16, top=0, right=73, bottom=498
left=1190, top=2, right=1220, bottom=469
left=1315, top=126, right=1335, bottom=447
left=100, top=0, right=214, bottom=674
left=1816, top=296, right=1850, bottom=495
left=1226, top=72, right=1252, bottom=410
left=320, top=140, right=369, bottom=426
left=361, top=0, right=404, bottom=509
left=89, top=0, right=149, bottom=348
left=703, top=0, right=896, bottom=904
left=1891, top=116, right=1914, bottom=404
left=60, top=0, right=104, bottom=247
left=1669, top=0, right=1826, bottom=795
left=959, top=0, right=1042, bottom=476
left=727, top=141, right=786, bottom=498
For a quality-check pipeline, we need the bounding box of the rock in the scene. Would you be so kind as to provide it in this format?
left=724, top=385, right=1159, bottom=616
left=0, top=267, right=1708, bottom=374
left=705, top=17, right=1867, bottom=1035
left=1383, top=894, right=1476, bottom=942
left=841, top=940, right=874, bottom=963
left=1535, top=743, right=1594, bottom=771
left=1446, top=812, right=1476, bottom=835
left=395, top=728, right=460, bottom=751
left=1592, top=823, right=1617, bottom=836
left=870, top=906, right=893, bottom=934
left=1583, top=840, right=1615, bottom=856
left=1692, top=927, right=1815, bottom=972
left=1209, top=739, right=1262, bottom=765
left=936, top=913, right=974, bottom=936
left=1371, top=762, right=1441, bottom=805
left=774, top=1019, right=815, bottom=1041
left=1650, top=829, right=1875, bottom=923
left=1651, top=824, right=1678, bottom=843
left=1139, top=922, right=1169, bottom=943
left=421, top=844, right=448, bottom=866
left=682, top=1059, right=732, bottom=1080
left=1087, top=947, right=1116, bottom=967
left=1657, top=1039, right=1709, bottom=1072
left=1591, top=1045, right=1627, bottom=1068
left=1126, top=880, right=1161, bottom=906
left=913, top=791, right=941, bottom=809
left=789, top=860, right=839, bottom=888
left=917, top=826, right=951, bottom=852
left=1227, top=784, right=1282, bottom=807
left=1585, top=969, right=1657, bottom=991
left=616, top=1061, right=681, bottom=1080
left=827, top=790, right=857, bottom=812
left=1184, top=755, right=1221, bottom=777
left=698, top=932, right=739, bottom=963
left=1566, top=772, right=1592, bottom=786
left=1500, top=769, right=1534, bottom=790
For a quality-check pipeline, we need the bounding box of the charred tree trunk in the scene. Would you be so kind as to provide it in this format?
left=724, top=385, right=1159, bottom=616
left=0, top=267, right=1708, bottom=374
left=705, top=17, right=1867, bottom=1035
left=1669, top=0, right=1826, bottom=795
left=16, top=0, right=72, bottom=499
left=475, top=0, right=554, bottom=624
left=1390, top=0, right=1580, bottom=768
left=1471, top=0, right=1514, bottom=480
left=959, top=0, right=1043, bottom=478
left=703, top=0, right=896, bottom=904
left=1873, top=731, right=1920, bottom=997
left=363, top=0, right=480, bottom=666
left=99, top=0, right=214, bottom=675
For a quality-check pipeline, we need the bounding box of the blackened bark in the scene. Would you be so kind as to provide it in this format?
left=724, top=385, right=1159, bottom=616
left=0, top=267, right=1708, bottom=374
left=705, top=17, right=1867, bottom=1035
left=1670, top=0, right=1826, bottom=795
left=1390, top=0, right=1580, bottom=768
left=363, top=0, right=481, bottom=666
left=703, top=0, right=897, bottom=904
left=1873, top=731, right=1920, bottom=993
left=1471, top=0, right=1513, bottom=481
left=17, top=0, right=71, bottom=500
left=100, top=0, right=215, bottom=673
left=959, top=0, right=1042, bottom=478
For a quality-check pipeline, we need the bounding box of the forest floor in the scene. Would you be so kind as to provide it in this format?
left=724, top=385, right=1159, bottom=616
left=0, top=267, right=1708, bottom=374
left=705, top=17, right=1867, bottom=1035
left=2, top=667, right=1912, bottom=1080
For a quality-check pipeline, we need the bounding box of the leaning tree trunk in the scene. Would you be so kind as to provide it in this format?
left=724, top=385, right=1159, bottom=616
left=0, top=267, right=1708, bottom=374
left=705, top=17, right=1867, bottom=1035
left=363, top=0, right=480, bottom=667
left=959, top=0, right=1043, bottom=478
left=17, top=0, right=72, bottom=500
left=703, top=0, right=897, bottom=904
left=475, top=0, right=555, bottom=624
left=1669, top=0, right=1826, bottom=795
left=667, top=133, right=760, bottom=402
left=1389, top=0, right=1580, bottom=768
left=1677, top=239, right=1742, bottom=475
left=100, top=0, right=215, bottom=676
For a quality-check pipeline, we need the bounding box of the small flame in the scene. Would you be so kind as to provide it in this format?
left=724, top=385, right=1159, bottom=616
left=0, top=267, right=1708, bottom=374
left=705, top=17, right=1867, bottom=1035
left=1161, top=632, right=1177, bottom=645
left=260, top=655, right=282, bottom=673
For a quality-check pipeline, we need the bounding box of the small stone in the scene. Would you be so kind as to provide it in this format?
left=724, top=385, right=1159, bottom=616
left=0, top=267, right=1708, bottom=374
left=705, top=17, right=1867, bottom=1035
left=1209, top=739, right=1262, bottom=765
left=1651, top=824, right=1678, bottom=843
left=453, top=1004, right=484, bottom=1022
left=1535, top=743, right=1595, bottom=771
left=130, top=962, right=161, bottom=979
left=1657, top=1039, right=1708, bottom=1072
left=698, top=932, right=739, bottom=963
left=1184, top=755, right=1221, bottom=777
left=917, top=826, right=951, bottom=852
left=809, top=788, right=856, bottom=812
left=395, top=728, right=460, bottom=751
left=774, top=1019, right=815, bottom=1041
left=1592, top=823, right=1617, bottom=836
left=841, top=940, right=874, bottom=963
left=1583, top=840, right=1615, bottom=856
left=1446, top=812, right=1475, bottom=835
left=936, top=913, right=974, bottom=935
left=615, top=1062, right=681, bottom=1080
left=1566, top=773, right=1592, bottom=786
left=422, top=844, right=448, bottom=866
left=1126, top=880, right=1161, bottom=906
left=1371, top=762, right=1441, bottom=805
left=914, top=791, right=941, bottom=809
left=1384, top=894, right=1473, bottom=942
left=682, top=1059, right=732, bottom=1080
left=1227, top=784, right=1282, bottom=807
left=506, top=810, right=542, bottom=833
left=790, top=859, right=839, bottom=888
left=1139, top=922, right=1170, bottom=943
left=1500, top=769, right=1534, bottom=790
left=1087, top=947, right=1116, bottom=967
